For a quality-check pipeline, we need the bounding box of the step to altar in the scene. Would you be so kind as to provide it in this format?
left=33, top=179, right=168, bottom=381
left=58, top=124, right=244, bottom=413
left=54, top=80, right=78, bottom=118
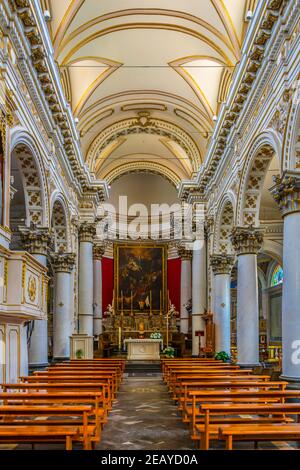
left=125, top=360, right=161, bottom=376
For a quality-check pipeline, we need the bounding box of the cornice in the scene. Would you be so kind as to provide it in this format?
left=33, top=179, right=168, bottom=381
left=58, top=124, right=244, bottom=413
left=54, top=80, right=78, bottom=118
left=6, top=0, right=108, bottom=202
left=180, top=0, right=291, bottom=199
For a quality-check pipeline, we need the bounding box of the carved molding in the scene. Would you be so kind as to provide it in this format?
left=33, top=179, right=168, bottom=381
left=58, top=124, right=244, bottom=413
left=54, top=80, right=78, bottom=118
left=78, top=222, right=96, bottom=243
left=270, top=172, right=300, bottom=216
left=51, top=253, right=76, bottom=273
left=231, top=226, right=264, bottom=255
left=210, top=254, right=235, bottom=275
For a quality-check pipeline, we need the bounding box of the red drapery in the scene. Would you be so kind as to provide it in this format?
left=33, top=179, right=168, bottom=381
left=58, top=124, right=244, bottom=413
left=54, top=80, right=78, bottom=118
left=167, top=257, right=181, bottom=313
left=102, top=257, right=114, bottom=317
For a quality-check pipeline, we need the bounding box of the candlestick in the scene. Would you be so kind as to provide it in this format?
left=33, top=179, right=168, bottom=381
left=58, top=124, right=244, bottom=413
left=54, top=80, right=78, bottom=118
left=150, top=290, right=152, bottom=315
left=118, top=326, right=121, bottom=350
left=121, top=290, right=124, bottom=315
left=159, top=290, right=162, bottom=315
left=131, top=291, right=133, bottom=315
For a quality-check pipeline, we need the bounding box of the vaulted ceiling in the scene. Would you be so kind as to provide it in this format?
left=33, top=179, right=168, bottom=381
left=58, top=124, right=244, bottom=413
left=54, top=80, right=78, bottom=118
left=44, top=0, right=256, bottom=186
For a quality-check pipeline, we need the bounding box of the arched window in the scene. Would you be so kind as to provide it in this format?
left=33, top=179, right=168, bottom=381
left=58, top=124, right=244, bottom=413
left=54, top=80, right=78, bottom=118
left=271, top=264, right=283, bottom=287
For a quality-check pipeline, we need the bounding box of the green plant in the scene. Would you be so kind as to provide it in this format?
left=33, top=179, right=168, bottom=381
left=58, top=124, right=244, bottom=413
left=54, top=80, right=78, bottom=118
left=162, top=346, right=175, bottom=358
left=215, top=351, right=231, bottom=362
left=75, top=348, right=84, bottom=359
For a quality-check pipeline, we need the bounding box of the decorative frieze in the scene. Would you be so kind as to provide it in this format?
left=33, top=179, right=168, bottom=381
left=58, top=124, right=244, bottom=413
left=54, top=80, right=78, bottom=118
left=231, top=226, right=264, bottom=255
left=270, top=172, right=300, bottom=216
left=51, top=253, right=76, bottom=273
left=93, top=244, right=105, bottom=260
left=20, top=225, right=53, bottom=256
left=78, top=222, right=96, bottom=243
left=210, top=254, right=235, bottom=275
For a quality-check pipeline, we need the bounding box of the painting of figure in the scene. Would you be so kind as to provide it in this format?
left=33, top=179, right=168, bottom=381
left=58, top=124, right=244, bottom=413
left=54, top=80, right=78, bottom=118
left=115, top=243, right=167, bottom=313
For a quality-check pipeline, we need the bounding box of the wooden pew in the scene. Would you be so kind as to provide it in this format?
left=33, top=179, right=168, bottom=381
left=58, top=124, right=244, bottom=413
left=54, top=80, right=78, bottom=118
left=0, top=405, right=94, bottom=449
left=219, top=423, right=300, bottom=450
left=0, top=425, right=80, bottom=450
left=197, top=402, right=300, bottom=450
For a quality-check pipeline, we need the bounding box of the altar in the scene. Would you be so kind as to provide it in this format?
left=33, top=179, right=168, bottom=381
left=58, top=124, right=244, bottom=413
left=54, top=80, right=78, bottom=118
left=124, top=339, right=163, bottom=360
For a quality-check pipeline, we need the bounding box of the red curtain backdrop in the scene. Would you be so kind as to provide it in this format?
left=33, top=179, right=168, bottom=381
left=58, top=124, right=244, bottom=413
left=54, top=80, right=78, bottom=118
left=167, top=257, right=181, bottom=313
left=102, top=257, right=114, bottom=317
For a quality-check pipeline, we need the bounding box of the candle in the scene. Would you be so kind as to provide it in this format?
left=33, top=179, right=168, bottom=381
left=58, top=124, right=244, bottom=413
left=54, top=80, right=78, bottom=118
left=118, top=327, right=121, bottom=350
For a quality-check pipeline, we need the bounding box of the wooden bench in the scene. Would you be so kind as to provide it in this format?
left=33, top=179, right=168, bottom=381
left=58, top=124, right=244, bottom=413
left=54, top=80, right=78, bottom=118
left=219, top=423, right=300, bottom=450
left=197, top=403, right=300, bottom=450
left=0, top=405, right=94, bottom=449
left=0, top=425, right=80, bottom=450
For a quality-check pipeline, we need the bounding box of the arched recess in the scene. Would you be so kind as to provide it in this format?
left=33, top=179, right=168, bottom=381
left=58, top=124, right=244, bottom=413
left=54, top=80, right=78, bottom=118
left=236, top=131, right=282, bottom=227
left=214, top=195, right=235, bottom=254
left=50, top=195, right=71, bottom=253
left=10, top=129, right=48, bottom=228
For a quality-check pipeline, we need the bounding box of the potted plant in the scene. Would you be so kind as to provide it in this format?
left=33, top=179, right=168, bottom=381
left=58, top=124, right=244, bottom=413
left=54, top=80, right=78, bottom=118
left=162, top=346, right=175, bottom=358
left=75, top=348, right=84, bottom=359
left=215, top=351, right=231, bottom=363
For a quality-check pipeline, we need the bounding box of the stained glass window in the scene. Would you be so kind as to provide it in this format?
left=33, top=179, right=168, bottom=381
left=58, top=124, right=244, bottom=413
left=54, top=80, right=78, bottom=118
left=271, top=264, right=283, bottom=287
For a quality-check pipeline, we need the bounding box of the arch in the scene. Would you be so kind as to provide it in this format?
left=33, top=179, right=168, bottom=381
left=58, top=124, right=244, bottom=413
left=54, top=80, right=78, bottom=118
left=10, top=128, right=49, bottom=227
left=103, top=161, right=181, bottom=188
left=236, top=131, right=282, bottom=227
left=261, top=239, right=283, bottom=265
left=50, top=192, right=71, bottom=252
left=213, top=193, right=236, bottom=254
left=284, top=88, right=300, bottom=171
left=86, top=117, right=202, bottom=174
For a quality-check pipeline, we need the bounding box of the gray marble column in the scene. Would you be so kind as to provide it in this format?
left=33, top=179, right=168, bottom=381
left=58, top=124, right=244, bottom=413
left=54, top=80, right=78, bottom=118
left=178, top=246, right=192, bottom=335
left=210, top=254, right=235, bottom=355
left=271, top=173, right=300, bottom=382
left=20, top=226, right=52, bottom=367
left=93, top=244, right=105, bottom=337
left=192, top=237, right=207, bottom=356
left=231, top=227, right=264, bottom=366
left=78, top=222, right=96, bottom=336
left=52, top=253, right=76, bottom=360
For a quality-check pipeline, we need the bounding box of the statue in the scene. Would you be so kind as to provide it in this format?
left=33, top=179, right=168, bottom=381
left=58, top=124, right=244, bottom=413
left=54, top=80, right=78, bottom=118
left=105, top=303, right=115, bottom=317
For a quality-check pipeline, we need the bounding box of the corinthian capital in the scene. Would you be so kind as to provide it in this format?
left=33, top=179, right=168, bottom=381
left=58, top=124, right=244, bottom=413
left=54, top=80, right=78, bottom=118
left=20, top=225, right=53, bottom=256
left=178, top=245, right=192, bottom=260
left=51, top=253, right=76, bottom=273
left=93, top=244, right=105, bottom=260
left=78, top=221, right=96, bottom=242
left=231, top=226, right=264, bottom=255
left=270, top=172, right=300, bottom=216
left=210, top=254, right=235, bottom=275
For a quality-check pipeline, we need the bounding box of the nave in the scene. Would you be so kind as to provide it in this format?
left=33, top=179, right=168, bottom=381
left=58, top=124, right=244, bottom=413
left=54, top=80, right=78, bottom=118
left=1, top=358, right=300, bottom=451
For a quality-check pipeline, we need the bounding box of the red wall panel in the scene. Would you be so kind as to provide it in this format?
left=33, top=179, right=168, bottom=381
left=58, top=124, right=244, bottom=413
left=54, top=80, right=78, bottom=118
left=102, top=257, right=114, bottom=316
left=167, top=257, right=181, bottom=313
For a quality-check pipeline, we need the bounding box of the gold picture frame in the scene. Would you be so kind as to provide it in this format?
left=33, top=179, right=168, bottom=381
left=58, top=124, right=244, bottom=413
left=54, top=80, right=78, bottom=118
left=114, top=242, right=167, bottom=315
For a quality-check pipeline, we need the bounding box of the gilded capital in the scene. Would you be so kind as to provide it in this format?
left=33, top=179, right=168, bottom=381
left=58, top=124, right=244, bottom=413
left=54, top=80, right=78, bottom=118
left=20, top=225, right=53, bottom=256
left=178, top=245, right=193, bottom=260
left=270, top=172, right=300, bottom=216
left=51, top=253, right=76, bottom=273
left=78, top=222, right=96, bottom=242
left=231, top=226, right=264, bottom=255
left=204, top=216, right=214, bottom=238
left=93, top=244, right=105, bottom=260
left=210, top=254, right=235, bottom=275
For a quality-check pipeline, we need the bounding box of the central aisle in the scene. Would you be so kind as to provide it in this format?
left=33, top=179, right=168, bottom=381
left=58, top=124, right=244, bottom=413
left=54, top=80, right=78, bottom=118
left=96, top=375, right=193, bottom=450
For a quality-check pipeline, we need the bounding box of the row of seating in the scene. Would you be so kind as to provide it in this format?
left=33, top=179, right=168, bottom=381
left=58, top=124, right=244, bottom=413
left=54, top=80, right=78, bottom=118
left=0, top=358, right=125, bottom=450
left=162, top=358, right=300, bottom=450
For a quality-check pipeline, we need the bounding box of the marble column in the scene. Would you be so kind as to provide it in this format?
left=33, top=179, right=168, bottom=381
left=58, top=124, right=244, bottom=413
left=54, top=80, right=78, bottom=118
left=20, top=227, right=52, bottom=367
left=93, top=244, right=105, bottom=337
left=178, top=246, right=192, bottom=334
left=231, top=227, right=264, bottom=366
left=210, top=254, right=235, bottom=355
left=192, top=237, right=207, bottom=356
left=78, top=222, right=96, bottom=336
left=271, top=173, right=300, bottom=382
left=52, top=253, right=76, bottom=360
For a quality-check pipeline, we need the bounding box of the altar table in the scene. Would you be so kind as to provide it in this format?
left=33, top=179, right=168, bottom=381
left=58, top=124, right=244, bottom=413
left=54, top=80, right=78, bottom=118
left=124, top=339, right=163, bottom=360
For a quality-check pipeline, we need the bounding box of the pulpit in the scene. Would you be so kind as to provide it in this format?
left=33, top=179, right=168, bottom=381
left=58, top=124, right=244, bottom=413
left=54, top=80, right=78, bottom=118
left=124, top=338, right=163, bottom=360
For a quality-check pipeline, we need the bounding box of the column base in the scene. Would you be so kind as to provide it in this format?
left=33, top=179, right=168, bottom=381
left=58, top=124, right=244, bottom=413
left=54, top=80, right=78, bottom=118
left=280, top=375, right=300, bottom=389
left=237, top=362, right=261, bottom=368
left=29, top=362, right=49, bottom=372
left=52, top=356, right=70, bottom=362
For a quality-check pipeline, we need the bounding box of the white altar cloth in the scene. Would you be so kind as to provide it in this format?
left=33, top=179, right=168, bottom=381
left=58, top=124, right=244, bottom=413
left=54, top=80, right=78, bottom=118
left=124, top=339, right=163, bottom=360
